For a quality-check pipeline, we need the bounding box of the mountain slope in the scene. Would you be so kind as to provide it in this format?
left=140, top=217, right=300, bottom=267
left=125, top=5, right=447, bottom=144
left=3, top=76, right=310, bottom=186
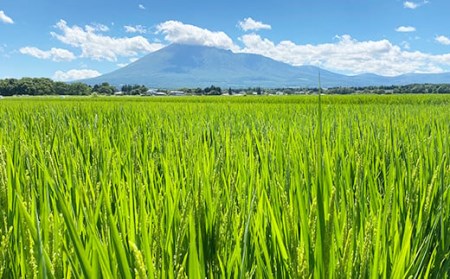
left=84, top=44, right=347, bottom=88
left=83, top=44, right=450, bottom=88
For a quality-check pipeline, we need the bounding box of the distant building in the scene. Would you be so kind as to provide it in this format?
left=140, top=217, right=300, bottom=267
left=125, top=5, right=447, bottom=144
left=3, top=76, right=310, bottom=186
left=145, top=89, right=166, bottom=96
left=169, top=90, right=185, bottom=96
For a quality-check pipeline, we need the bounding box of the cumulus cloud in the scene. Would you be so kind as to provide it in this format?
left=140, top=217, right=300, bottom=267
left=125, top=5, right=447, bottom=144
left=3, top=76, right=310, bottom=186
left=139, top=4, right=146, bottom=10
left=238, top=17, right=271, bottom=32
left=124, top=25, right=147, bottom=34
left=51, top=20, right=164, bottom=61
left=0, top=10, right=14, bottom=24
left=19, top=47, right=76, bottom=61
left=436, top=35, right=450, bottom=45
left=396, top=26, right=416, bottom=32
left=156, top=20, right=238, bottom=51
left=35, top=19, right=450, bottom=77
left=238, top=34, right=450, bottom=76
left=53, top=69, right=101, bottom=81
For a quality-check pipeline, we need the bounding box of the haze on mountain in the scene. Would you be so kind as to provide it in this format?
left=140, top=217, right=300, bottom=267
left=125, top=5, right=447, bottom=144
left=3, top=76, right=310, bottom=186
left=83, top=44, right=450, bottom=89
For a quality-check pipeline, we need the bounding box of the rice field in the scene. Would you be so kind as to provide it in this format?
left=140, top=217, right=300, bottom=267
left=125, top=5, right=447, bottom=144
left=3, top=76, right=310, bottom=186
left=0, top=94, right=449, bottom=278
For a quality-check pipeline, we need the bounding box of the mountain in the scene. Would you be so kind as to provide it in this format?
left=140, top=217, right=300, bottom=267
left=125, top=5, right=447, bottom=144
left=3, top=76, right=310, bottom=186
left=83, top=44, right=450, bottom=88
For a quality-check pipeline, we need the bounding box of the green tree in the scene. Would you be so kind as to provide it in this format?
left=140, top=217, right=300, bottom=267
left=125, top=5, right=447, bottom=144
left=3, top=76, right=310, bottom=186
left=68, top=82, right=92, bottom=95
left=54, top=82, right=70, bottom=95
left=204, top=85, right=221, bottom=95
left=93, top=82, right=116, bottom=95
left=0, top=79, right=18, bottom=96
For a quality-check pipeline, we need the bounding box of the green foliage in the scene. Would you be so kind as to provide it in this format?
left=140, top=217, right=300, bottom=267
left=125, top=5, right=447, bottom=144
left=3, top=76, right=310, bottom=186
left=204, top=85, right=222, bottom=95
left=0, top=78, right=94, bottom=96
left=68, top=82, right=92, bottom=95
left=325, top=83, right=450, bottom=94
left=0, top=95, right=449, bottom=278
left=121, top=84, right=148, bottom=95
left=93, top=82, right=116, bottom=95
left=0, top=78, right=55, bottom=96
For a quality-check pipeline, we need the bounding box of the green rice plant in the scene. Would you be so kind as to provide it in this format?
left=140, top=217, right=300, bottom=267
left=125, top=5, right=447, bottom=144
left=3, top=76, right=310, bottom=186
left=0, top=94, right=449, bottom=278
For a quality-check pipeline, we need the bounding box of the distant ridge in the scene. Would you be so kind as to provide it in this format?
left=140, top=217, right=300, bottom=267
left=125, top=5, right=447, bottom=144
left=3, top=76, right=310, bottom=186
left=83, top=44, right=450, bottom=88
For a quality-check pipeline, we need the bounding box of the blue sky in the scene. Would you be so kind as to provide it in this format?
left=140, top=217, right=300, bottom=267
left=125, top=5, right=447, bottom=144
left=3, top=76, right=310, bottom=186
left=1, top=0, right=450, bottom=80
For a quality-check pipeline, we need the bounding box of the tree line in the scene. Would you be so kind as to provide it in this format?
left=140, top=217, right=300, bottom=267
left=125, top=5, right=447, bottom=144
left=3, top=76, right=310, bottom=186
left=324, top=84, right=450, bottom=94
left=0, top=78, right=110, bottom=96
left=1, top=78, right=450, bottom=96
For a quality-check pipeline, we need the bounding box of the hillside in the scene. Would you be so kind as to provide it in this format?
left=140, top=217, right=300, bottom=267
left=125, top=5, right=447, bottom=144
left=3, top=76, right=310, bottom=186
left=83, top=44, right=450, bottom=88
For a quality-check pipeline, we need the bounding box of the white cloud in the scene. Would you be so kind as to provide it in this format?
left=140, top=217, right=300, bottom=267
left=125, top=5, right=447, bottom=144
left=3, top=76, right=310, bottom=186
left=117, top=57, right=139, bottom=68
left=436, top=35, right=450, bottom=45
left=53, top=69, right=101, bottom=81
left=19, top=47, right=76, bottom=61
left=51, top=20, right=164, bottom=61
left=139, top=4, right=146, bottom=10
left=239, top=34, right=450, bottom=76
left=401, top=41, right=411, bottom=50
left=404, top=1, right=419, bottom=9
left=86, top=23, right=109, bottom=32
left=39, top=19, right=450, bottom=77
left=0, top=11, right=14, bottom=24
left=396, top=26, right=416, bottom=32
left=238, top=17, right=271, bottom=32
left=156, top=20, right=238, bottom=51
left=124, top=25, right=147, bottom=34
left=403, top=1, right=428, bottom=9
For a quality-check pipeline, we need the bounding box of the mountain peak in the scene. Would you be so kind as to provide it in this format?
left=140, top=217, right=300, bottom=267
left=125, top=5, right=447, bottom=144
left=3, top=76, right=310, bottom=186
left=83, top=44, right=450, bottom=88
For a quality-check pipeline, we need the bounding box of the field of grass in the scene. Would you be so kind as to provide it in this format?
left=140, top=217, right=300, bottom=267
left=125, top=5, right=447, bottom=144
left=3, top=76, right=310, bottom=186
left=0, top=95, right=449, bottom=278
